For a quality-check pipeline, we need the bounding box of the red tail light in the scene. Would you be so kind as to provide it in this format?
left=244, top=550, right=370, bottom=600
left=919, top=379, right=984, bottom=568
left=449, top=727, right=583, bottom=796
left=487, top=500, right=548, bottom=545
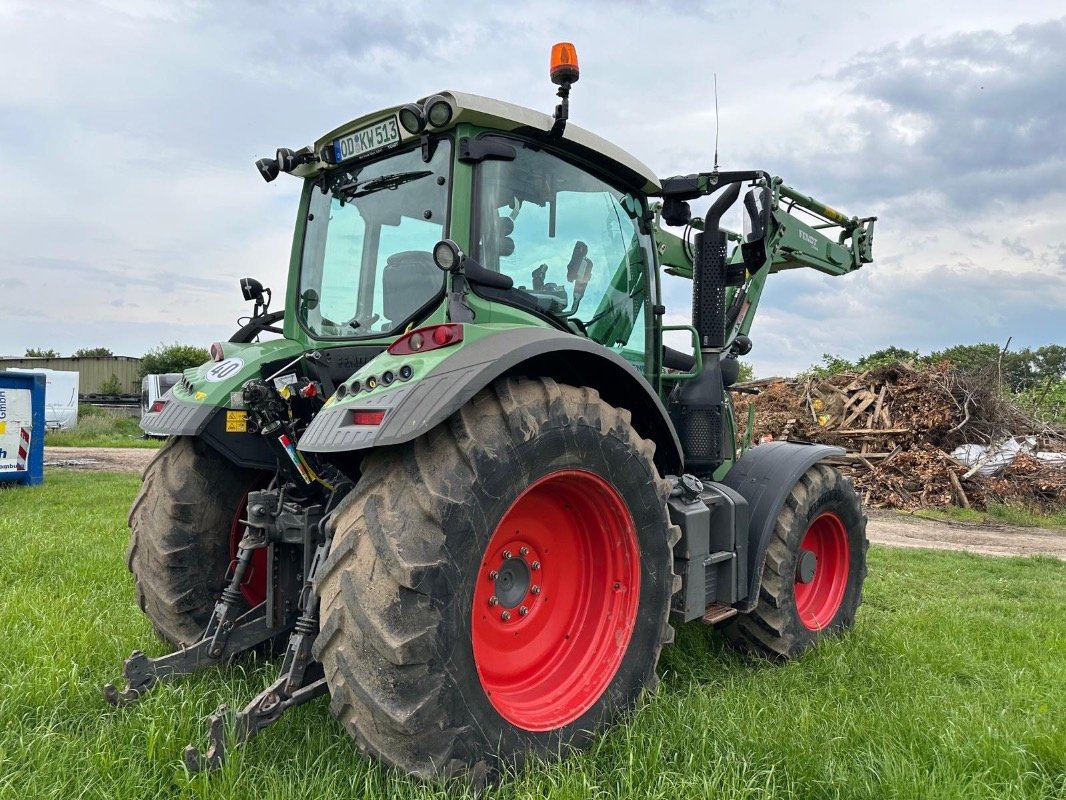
left=351, top=409, right=386, bottom=426
left=150, top=400, right=167, bottom=413
left=209, top=342, right=224, bottom=362
left=388, top=324, right=463, bottom=356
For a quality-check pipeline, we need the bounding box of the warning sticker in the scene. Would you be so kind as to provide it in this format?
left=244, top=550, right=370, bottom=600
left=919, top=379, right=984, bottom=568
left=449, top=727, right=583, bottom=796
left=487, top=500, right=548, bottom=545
left=0, top=388, right=32, bottom=472
left=225, top=410, right=248, bottom=433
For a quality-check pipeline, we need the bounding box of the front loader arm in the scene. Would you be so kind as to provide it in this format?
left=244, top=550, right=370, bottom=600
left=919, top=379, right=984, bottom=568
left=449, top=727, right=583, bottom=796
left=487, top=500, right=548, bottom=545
left=651, top=174, right=875, bottom=342
left=653, top=175, right=876, bottom=279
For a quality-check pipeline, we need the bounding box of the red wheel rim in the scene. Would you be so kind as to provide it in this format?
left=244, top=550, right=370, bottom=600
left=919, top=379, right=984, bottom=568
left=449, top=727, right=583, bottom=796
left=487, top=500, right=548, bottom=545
left=229, top=490, right=268, bottom=607
left=471, top=470, right=641, bottom=732
left=794, top=512, right=850, bottom=631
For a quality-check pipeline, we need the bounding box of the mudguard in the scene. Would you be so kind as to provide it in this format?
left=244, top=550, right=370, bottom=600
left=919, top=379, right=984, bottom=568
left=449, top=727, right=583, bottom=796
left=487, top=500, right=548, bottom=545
left=720, top=440, right=845, bottom=613
left=298, top=326, right=684, bottom=473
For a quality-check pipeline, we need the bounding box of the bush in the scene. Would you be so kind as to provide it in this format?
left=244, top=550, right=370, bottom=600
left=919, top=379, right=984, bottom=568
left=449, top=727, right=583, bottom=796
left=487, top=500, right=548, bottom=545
left=98, top=374, right=124, bottom=396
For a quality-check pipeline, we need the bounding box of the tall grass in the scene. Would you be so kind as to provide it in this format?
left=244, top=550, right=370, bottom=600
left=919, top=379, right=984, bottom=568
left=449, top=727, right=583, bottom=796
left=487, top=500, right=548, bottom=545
left=44, top=405, right=162, bottom=448
left=0, top=471, right=1063, bottom=799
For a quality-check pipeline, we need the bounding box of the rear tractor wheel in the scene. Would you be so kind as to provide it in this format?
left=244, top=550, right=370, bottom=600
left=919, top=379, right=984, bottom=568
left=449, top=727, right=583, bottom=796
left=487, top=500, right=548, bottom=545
left=127, top=436, right=268, bottom=646
left=722, top=463, right=867, bottom=658
left=313, top=377, right=679, bottom=782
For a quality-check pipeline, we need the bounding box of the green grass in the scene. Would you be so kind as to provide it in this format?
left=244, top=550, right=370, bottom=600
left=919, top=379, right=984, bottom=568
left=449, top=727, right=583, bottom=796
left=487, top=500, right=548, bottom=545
left=913, top=503, right=1066, bottom=530
left=45, top=405, right=162, bottom=449
left=1, top=471, right=1064, bottom=799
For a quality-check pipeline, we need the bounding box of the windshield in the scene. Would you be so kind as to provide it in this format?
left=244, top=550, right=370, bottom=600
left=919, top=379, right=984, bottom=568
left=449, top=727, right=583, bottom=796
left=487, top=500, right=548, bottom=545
left=474, top=137, right=649, bottom=355
left=298, top=139, right=451, bottom=339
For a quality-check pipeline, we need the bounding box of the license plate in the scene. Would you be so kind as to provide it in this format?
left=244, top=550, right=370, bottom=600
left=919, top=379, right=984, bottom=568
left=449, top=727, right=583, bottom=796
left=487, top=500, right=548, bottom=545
left=333, top=117, right=400, bottom=162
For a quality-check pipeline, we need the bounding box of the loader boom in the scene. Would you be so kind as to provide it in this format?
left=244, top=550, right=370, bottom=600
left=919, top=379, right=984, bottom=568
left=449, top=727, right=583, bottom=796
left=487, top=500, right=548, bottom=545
left=653, top=175, right=875, bottom=342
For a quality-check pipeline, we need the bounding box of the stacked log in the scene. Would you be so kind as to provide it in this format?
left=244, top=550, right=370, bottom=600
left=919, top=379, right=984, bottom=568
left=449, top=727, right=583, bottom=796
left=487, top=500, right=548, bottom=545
left=732, top=364, right=1066, bottom=511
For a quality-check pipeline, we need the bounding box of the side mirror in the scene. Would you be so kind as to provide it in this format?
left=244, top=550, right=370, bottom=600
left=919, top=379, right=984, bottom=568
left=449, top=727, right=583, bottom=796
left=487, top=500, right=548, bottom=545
left=740, top=187, right=772, bottom=272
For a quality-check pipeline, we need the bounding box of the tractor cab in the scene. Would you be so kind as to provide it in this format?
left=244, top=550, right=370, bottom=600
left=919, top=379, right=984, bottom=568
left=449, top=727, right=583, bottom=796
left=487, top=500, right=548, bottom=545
left=260, top=86, right=663, bottom=376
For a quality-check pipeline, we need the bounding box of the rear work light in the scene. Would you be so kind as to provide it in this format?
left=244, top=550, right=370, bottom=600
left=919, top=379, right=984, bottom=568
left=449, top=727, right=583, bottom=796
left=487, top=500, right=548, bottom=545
left=351, top=409, right=386, bottom=426
left=387, top=324, right=464, bottom=356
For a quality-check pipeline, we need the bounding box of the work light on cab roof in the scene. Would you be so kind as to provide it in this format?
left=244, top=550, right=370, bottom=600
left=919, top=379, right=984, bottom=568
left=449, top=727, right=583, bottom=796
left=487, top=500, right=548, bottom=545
left=252, top=41, right=584, bottom=182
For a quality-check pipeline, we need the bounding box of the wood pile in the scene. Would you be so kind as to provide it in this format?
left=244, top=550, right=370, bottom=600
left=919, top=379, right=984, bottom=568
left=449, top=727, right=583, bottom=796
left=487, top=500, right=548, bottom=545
left=733, top=364, right=1066, bottom=511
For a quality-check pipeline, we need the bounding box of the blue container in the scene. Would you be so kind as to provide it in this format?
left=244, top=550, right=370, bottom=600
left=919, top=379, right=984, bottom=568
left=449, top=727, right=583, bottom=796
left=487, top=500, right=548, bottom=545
left=0, top=371, right=45, bottom=486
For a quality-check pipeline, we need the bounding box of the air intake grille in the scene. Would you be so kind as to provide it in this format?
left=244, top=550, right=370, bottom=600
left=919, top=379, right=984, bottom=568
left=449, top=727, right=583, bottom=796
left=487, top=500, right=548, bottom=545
left=693, top=231, right=727, bottom=348
left=680, top=408, right=722, bottom=462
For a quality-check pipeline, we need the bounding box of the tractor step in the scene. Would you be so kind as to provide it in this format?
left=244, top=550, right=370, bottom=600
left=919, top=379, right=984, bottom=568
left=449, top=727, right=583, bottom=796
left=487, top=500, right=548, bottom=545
left=700, top=603, right=738, bottom=625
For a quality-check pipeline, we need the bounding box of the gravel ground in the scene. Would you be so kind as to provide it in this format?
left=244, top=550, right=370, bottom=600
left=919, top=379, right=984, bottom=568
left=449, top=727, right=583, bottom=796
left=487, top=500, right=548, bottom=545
left=43, top=447, right=1066, bottom=560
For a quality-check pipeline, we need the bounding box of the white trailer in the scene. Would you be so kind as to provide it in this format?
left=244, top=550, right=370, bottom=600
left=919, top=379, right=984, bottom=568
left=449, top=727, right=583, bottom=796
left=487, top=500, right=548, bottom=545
left=6, top=368, right=79, bottom=430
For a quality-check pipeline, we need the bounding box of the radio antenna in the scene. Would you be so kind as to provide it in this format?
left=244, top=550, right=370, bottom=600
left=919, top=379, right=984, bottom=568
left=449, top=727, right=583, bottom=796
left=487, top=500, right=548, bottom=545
left=713, top=72, right=720, bottom=173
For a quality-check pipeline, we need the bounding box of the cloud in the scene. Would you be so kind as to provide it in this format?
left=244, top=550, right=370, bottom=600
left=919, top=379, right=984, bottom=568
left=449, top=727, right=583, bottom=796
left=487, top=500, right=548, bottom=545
left=770, top=17, right=1066, bottom=215
left=0, top=2, right=1061, bottom=374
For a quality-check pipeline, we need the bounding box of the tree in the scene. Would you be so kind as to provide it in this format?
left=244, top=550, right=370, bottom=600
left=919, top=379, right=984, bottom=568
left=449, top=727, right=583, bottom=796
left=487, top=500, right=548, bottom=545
left=24, top=347, right=58, bottom=358
left=924, top=343, right=1002, bottom=373
left=73, top=347, right=113, bottom=358
left=1033, top=345, right=1066, bottom=383
left=806, top=353, right=856, bottom=377
left=856, top=347, right=920, bottom=370
left=140, top=343, right=210, bottom=377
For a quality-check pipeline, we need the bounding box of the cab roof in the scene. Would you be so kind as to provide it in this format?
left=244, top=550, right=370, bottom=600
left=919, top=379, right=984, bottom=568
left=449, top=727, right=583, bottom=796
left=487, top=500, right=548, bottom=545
left=305, top=90, right=661, bottom=194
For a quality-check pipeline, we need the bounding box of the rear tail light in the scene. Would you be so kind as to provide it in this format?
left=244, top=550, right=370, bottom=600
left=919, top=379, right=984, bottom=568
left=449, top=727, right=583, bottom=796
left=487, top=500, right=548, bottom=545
left=209, top=342, right=224, bottom=362
left=150, top=400, right=167, bottom=413
left=351, top=410, right=386, bottom=426
left=388, top=324, right=463, bottom=356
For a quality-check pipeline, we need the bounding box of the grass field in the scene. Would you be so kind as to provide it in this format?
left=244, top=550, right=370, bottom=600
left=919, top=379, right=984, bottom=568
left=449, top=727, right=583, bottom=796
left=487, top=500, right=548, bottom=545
left=914, top=503, right=1066, bottom=530
left=1, top=471, right=1063, bottom=799
left=44, top=405, right=162, bottom=449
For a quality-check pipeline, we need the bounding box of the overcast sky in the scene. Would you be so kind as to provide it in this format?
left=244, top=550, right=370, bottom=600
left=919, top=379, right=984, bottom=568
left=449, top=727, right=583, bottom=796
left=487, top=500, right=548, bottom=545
left=0, top=1, right=1062, bottom=376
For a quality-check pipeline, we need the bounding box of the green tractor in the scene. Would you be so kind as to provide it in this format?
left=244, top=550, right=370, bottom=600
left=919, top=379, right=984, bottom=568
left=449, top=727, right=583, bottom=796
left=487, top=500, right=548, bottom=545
left=105, top=44, right=877, bottom=782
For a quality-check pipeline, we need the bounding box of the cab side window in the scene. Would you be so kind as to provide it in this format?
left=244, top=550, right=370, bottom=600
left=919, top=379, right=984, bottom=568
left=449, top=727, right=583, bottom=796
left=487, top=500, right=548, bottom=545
left=476, top=139, right=648, bottom=363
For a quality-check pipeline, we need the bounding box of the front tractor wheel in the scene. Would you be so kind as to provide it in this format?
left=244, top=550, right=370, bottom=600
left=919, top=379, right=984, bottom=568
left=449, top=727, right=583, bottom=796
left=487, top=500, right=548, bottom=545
left=127, top=437, right=267, bottom=646
left=722, top=463, right=868, bottom=659
left=313, top=378, right=678, bottom=781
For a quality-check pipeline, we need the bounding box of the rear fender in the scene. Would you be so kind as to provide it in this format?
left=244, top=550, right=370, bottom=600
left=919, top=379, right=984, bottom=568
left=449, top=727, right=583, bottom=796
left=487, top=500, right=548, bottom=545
left=298, top=326, right=684, bottom=474
left=720, top=441, right=844, bottom=613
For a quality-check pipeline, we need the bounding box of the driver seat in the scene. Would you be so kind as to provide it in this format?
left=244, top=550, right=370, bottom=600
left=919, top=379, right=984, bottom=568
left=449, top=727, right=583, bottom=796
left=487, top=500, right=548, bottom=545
left=381, top=251, right=442, bottom=326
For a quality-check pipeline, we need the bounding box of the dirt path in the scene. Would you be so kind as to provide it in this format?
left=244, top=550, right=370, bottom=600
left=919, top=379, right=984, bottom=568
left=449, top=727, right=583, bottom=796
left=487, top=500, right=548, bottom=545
left=43, top=447, right=1066, bottom=560
left=45, top=446, right=156, bottom=474
left=865, top=509, right=1066, bottom=560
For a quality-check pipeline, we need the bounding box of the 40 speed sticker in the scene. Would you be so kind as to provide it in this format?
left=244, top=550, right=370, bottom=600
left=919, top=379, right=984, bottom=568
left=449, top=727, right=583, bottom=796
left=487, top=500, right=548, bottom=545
left=204, top=357, right=245, bottom=382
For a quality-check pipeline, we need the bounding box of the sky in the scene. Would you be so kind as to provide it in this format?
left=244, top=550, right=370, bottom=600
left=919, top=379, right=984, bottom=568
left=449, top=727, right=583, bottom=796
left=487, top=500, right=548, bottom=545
left=0, top=0, right=1062, bottom=376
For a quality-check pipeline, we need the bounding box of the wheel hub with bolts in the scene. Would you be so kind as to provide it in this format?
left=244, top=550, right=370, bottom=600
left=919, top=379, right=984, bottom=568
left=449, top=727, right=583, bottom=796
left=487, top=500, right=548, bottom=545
left=485, top=542, right=542, bottom=621
left=492, top=556, right=533, bottom=609
left=486, top=546, right=541, bottom=627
